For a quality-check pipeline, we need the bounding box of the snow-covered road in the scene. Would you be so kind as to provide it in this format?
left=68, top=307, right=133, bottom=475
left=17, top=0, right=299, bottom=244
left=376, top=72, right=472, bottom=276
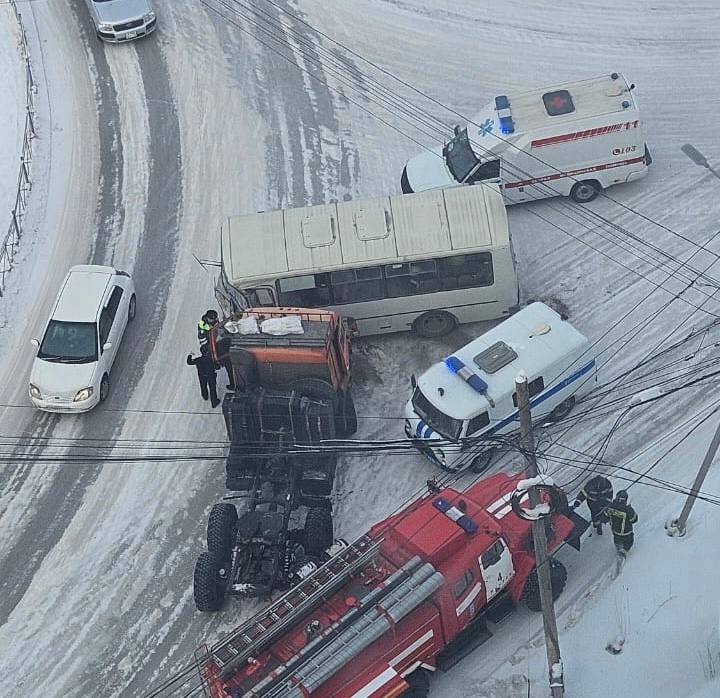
left=0, top=1, right=719, bottom=696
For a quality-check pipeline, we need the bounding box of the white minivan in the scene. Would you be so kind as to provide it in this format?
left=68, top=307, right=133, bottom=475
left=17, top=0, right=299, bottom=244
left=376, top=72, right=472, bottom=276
left=404, top=302, right=596, bottom=472
left=29, top=265, right=136, bottom=412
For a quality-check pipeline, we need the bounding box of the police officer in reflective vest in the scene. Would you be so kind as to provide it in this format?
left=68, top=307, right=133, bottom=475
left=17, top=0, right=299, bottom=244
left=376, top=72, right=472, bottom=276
left=198, top=309, right=219, bottom=349
left=606, top=490, right=638, bottom=556
left=573, top=474, right=613, bottom=535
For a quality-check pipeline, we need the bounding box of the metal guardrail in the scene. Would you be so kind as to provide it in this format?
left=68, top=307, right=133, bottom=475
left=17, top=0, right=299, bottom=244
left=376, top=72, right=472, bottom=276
left=0, top=0, right=36, bottom=296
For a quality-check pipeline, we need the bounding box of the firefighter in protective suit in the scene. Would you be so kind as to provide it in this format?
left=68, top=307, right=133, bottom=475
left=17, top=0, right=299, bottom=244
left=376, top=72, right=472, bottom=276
left=573, top=474, right=613, bottom=535
left=606, top=490, right=638, bottom=555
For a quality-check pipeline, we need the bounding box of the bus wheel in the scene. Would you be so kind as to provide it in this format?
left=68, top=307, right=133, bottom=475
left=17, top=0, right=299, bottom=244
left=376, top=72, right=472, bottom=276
left=570, top=180, right=600, bottom=203
left=413, top=311, right=457, bottom=338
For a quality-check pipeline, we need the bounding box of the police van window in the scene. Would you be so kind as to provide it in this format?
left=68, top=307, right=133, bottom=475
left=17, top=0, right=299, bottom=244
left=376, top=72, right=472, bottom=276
left=330, top=267, right=383, bottom=304
left=467, top=411, right=490, bottom=435
left=542, top=90, right=575, bottom=116
left=276, top=274, right=331, bottom=307
left=439, top=253, right=494, bottom=290
left=452, top=569, right=474, bottom=598
left=481, top=540, right=505, bottom=568
left=385, top=260, right=440, bottom=297
left=512, top=376, right=545, bottom=407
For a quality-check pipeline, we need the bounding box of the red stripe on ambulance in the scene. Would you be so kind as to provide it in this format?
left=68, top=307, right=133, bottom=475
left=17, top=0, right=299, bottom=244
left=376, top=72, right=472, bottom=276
left=531, top=120, right=640, bottom=148
left=504, top=155, right=646, bottom=189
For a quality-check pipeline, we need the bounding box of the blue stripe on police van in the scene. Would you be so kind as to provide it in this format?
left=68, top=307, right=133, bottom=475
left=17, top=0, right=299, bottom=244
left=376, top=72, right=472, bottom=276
left=416, top=358, right=596, bottom=441
left=416, top=420, right=426, bottom=438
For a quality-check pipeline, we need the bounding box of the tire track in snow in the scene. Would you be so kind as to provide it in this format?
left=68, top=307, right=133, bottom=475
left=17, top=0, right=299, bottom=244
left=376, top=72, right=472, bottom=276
left=0, top=3, right=128, bottom=627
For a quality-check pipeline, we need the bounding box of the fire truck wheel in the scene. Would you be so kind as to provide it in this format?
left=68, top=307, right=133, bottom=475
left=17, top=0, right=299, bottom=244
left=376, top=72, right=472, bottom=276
left=548, top=396, right=575, bottom=422
left=412, top=310, right=457, bottom=338
left=470, top=449, right=495, bottom=474
left=341, top=391, right=358, bottom=436
left=522, top=558, right=568, bottom=612
left=304, top=508, right=334, bottom=557
left=193, top=551, right=226, bottom=612
left=569, top=180, right=600, bottom=203
left=207, top=502, right=238, bottom=561
left=401, top=668, right=430, bottom=697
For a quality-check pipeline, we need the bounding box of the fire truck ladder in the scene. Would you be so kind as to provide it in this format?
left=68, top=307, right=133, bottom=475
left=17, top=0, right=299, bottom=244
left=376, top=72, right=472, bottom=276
left=209, top=534, right=381, bottom=678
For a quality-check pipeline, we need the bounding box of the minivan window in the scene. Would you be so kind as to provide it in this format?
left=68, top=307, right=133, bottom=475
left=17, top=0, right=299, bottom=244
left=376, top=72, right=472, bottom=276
left=105, top=286, right=123, bottom=322
left=38, top=321, right=98, bottom=363
left=411, top=387, right=462, bottom=441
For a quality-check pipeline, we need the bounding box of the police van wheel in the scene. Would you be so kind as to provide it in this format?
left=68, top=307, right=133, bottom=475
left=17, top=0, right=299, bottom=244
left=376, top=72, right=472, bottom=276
left=413, top=311, right=457, bottom=338
left=470, top=449, right=495, bottom=474
left=570, top=180, right=600, bottom=203
left=549, top=396, right=575, bottom=422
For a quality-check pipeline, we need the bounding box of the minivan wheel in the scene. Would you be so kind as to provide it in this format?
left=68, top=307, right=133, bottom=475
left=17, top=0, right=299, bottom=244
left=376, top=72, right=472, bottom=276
left=413, top=311, right=457, bottom=338
left=99, top=374, right=110, bottom=402
left=569, top=180, right=600, bottom=203
left=128, top=294, right=137, bottom=322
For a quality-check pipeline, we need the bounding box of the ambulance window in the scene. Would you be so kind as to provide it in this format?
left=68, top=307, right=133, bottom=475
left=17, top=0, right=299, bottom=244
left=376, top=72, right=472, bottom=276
left=467, top=411, right=490, bottom=435
left=512, top=376, right=545, bottom=407
left=542, top=90, right=575, bottom=116
left=453, top=569, right=474, bottom=598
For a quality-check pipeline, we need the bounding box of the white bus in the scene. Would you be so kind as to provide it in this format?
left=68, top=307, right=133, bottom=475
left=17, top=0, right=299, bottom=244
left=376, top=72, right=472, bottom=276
left=217, top=184, right=519, bottom=337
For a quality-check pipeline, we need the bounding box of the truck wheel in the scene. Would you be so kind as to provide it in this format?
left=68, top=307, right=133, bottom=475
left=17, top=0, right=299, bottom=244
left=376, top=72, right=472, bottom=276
left=340, top=391, right=358, bottom=437
left=413, top=310, right=457, bottom=338
left=569, top=180, right=600, bottom=203
left=193, top=551, right=226, bottom=612
left=304, top=507, right=334, bottom=557
left=402, top=668, right=430, bottom=697
left=290, top=378, right=340, bottom=437
left=207, top=502, right=238, bottom=561
left=522, top=558, right=568, bottom=612
left=470, top=449, right=495, bottom=474
left=548, top=396, right=575, bottom=422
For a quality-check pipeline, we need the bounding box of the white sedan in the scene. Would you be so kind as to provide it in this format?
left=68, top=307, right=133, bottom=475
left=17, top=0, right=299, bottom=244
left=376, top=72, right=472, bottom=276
left=29, top=265, right=136, bottom=412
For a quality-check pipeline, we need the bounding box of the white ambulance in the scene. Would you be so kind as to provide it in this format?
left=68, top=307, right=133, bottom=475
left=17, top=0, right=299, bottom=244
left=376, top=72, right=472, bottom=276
left=400, top=72, right=651, bottom=204
left=404, top=302, right=596, bottom=472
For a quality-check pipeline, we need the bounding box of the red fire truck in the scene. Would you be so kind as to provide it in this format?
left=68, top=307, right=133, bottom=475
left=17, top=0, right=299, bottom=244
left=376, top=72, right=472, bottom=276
left=198, top=473, right=586, bottom=697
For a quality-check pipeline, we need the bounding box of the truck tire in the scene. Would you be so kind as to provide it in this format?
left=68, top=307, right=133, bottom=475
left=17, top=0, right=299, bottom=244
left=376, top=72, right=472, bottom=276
left=570, top=180, right=600, bottom=203
left=340, top=391, right=358, bottom=437
left=193, top=551, right=226, bottom=612
left=413, top=310, right=457, bottom=338
left=290, top=378, right=340, bottom=437
left=522, top=558, right=568, bottom=612
left=304, top=507, right=334, bottom=557
left=548, top=396, right=575, bottom=422
left=207, top=502, right=238, bottom=561
left=401, top=668, right=430, bottom=697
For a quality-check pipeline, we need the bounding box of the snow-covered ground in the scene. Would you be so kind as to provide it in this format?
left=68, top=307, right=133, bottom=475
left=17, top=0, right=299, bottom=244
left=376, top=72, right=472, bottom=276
left=0, top=3, right=25, bottom=251
left=0, top=1, right=719, bottom=697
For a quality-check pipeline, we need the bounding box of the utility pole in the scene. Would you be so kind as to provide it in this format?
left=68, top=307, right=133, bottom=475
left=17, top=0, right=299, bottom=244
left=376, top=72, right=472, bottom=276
left=516, top=373, right=565, bottom=698
left=666, top=414, right=720, bottom=537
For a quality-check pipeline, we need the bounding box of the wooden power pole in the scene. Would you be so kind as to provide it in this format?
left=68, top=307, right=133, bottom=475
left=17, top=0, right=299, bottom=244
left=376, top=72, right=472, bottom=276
left=516, top=373, right=565, bottom=698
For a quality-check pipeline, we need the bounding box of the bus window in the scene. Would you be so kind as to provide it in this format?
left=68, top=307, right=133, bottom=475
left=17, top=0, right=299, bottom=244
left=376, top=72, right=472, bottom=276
left=439, top=253, right=494, bottom=290
left=277, top=274, right=331, bottom=307
left=385, top=260, right=440, bottom=297
left=330, top=267, right=383, bottom=304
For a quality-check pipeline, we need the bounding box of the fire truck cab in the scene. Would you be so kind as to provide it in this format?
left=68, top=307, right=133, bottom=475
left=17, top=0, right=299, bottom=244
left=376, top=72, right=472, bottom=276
left=199, top=473, right=587, bottom=698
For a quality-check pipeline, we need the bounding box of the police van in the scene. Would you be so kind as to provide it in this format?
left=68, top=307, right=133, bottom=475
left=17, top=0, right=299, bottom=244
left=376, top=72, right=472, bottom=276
left=404, top=302, right=596, bottom=472
left=400, top=72, right=651, bottom=204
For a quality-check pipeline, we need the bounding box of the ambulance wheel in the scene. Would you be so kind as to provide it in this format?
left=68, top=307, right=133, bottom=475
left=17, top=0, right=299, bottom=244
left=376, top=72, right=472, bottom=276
left=570, top=180, right=600, bottom=203
left=207, top=502, right=238, bottom=562
left=413, top=310, right=457, bottom=338
left=304, top=508, right=334, bottom=557
left=549, top=396, right=575, bottom=422
left=470, top=449, right=495, bottom=474
left=522, top=559, right=567, bottom=612
left=193, top=551, right=226, bottom=612
left=401, top=668, right=430, bottom=697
